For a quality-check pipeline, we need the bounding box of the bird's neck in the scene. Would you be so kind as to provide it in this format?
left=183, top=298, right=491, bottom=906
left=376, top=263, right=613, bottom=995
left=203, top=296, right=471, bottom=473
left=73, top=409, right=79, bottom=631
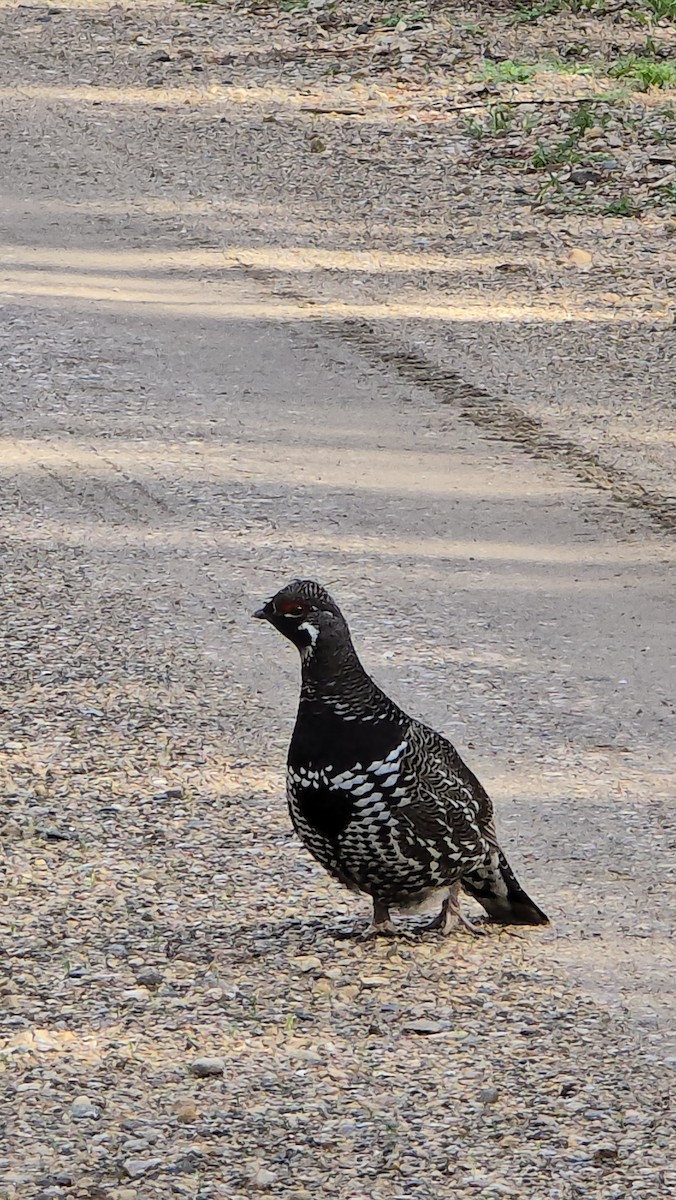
left=298, top=636, right=401, bottom=727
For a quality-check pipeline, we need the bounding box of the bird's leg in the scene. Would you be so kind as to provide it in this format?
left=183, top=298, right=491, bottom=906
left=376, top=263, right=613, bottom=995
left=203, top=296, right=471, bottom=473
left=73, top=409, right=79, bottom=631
left=334, top=898, right=396, bottom=940
left=425, top=883, right=486, bottom=936
left=361, top=898, right=396, bottom=939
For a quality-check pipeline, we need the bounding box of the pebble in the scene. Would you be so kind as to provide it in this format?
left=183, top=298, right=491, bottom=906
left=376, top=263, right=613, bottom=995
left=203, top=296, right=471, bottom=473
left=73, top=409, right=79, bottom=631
left=135, top=966, right=163, bottom=987
left=190, top=1056, right=226, bottom=1077
left=175, top=1100, right=199, bottom=1124
left=292, top=955, right=322, bottom=973
left=251, top=1168, right=276, bottom=1188
left=122, top=1158, right=162, bottom=1179
left=70, top=1096, right=101, bottom=1120
left=569, top=168, right=601, bottom=186
left=403, top=1019, right=448, bottom=1034
left=122, top=987, right=149, bottom=1003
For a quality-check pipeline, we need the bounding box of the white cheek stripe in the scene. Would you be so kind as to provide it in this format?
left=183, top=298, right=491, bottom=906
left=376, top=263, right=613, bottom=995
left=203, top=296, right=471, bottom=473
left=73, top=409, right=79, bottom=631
left=298, top=620, right=319, bottom=645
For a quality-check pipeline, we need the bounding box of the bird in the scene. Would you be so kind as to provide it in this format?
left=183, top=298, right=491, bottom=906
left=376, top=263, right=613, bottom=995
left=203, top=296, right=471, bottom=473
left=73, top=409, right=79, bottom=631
left=254, top=579, right=548, bottom=937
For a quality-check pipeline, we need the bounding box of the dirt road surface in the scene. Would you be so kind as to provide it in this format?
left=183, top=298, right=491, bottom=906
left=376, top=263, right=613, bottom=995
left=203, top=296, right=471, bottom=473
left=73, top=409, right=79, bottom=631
left=1, top=2, right=674, bottom=1198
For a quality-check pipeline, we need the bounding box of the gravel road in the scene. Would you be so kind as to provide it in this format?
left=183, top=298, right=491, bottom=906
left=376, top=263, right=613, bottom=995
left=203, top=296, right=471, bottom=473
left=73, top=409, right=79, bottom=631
left=1, top=3, right=674, bottom=1198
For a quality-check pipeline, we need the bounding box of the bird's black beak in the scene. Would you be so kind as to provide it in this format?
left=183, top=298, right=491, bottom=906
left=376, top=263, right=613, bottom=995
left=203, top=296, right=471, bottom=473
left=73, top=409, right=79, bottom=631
left=253, top=604, right=272, bottom=621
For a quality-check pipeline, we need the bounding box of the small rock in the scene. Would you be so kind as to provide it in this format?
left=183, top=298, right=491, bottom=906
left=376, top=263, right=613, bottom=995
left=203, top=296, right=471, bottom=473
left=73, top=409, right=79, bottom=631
left=135, top=966, right=163, bottom=987
left=592, top=1142, right=618, bottom=1161
left=70, top=1096, right=101, bottom=1120
left=292, top=955, right=322, bottom=973
left=479, top=1087, right=500, bottom=1104
left=569, top=168, right=601, bottom=185
left=148, top=50, right=171, bottom=64
left=568, top=248, right=593, bottom=268
left=308, top=137, right=326, bottom=154
left=175, top=1100, right=198, bottom=1124
left=122, top=1158, right=161, bottom=1179
left=251, top=1167, right=276, bottom=1189
left=121, top=988, right=149, bottom=1003
left=403, top=1019, right=447, bottom=1035
left=190, top=1056, right=225, bottom=1077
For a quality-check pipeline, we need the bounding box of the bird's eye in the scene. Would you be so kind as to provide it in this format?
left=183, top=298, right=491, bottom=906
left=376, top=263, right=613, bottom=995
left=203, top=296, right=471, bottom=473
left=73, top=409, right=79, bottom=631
left=278, top=601, right=306, bottom=617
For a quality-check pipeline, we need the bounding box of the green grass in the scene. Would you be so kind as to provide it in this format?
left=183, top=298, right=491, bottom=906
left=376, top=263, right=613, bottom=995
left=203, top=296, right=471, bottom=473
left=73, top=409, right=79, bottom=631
left=379, top=7, right=428, bottom=26
left=650, top=105, right=676, bottom=140
left=567, top=101, right=609, bottom=134
left=567, top=0, right=608, bottom=9
left=510, top=0, right=675, bottom=20
left=655, top=182, right=676, bottom=205
left=479, top=59, right=536, bottom=84
left=605, top=196, right=640, bottom=216
left=609, top=55, right=676, bottom=89
left=642, top=0, right=676, bottom=19
left=465, top=103, right=515, bottom=138
left=542, top=54, right=596, bottom=75
left=510, top=0, right=564, bottom=22
left=531, top=136, right=582, bottom=168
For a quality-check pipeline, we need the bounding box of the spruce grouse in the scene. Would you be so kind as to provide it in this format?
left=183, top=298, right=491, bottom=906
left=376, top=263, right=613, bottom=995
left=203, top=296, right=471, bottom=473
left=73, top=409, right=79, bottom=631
left=255, top=579, right=548, bottom=936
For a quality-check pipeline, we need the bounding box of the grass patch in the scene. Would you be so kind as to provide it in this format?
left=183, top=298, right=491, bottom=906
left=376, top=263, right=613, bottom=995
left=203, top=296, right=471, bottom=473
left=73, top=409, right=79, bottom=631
left=604, top=196, right=641, bottom=216
left=510, top=0, right=675, bottom=19
left=542, top=54, right=596, bottom=75
left=642, top=0, right=676, bottom=19
left=510, top=0, right=565, bottom=21
left=650, top=105, right=676, bottom=141
left=378, top=7, right=429, bottom=27
left=531, top=136, right=582, bottom=168
left=609, top=55, right=676, bottom=89
left=479, top=59, right=536, bottom=84
left=465, top=103, right=515, bottom=138
left=567, top=101, right=610, bottom=134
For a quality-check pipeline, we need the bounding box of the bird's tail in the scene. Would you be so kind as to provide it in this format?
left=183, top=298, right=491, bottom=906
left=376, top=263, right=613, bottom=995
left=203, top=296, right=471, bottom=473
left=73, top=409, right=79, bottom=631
left=461, top=850, right=549, bottom=926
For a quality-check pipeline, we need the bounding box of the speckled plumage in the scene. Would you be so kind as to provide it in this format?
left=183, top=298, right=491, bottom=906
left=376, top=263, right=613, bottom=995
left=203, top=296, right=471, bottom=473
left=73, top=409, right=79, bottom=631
left=255, top=579, right=548, bottom=934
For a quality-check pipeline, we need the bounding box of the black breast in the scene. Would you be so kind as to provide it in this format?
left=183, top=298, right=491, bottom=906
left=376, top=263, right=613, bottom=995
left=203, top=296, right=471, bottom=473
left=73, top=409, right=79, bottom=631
left=291, top=778, right=354, bottom=840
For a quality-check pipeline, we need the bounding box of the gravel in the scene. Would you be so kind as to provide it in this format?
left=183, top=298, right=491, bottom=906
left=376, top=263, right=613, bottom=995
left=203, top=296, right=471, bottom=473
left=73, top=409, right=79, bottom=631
left=0, top=1, right=674, bottom=1197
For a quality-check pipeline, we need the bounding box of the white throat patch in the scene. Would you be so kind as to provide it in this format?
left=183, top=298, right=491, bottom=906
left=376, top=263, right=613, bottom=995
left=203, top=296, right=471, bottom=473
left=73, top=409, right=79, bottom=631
left=298, top=620, right=319, bottom=659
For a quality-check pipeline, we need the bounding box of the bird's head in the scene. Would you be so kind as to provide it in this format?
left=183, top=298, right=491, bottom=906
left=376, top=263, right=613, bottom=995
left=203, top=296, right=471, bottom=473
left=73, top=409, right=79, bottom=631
left=254, top=579, right=347, bottom=658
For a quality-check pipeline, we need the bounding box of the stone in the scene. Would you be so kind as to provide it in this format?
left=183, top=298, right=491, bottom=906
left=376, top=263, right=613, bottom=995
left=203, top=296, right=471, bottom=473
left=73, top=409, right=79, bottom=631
left=568, top=248, right=593, bottom=268
left=251, top=1167, right=276, bottom=1188
left=292, top=955, right=322, bottom=973
left=121, top=1158, right=162, bottom=1179
left=190, top=1056, right=225, bottom=1077
left=175, top=1100, right=198, bottom=1124
left=70, top=1096, right=101, bottom=1120
left=135, top=966, right=163, bottom=987
left=403, top=1019, right=448, bottom=1034
left=570, top=168, right=601, bottom=185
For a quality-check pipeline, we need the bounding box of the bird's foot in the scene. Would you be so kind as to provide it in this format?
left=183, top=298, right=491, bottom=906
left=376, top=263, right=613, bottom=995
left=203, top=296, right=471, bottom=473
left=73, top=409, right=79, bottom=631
left=425, top=891, right=486, bottom=937
left=358, top=900, right=396, bottom=939
left=360, top=919, right=397, bottom=940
